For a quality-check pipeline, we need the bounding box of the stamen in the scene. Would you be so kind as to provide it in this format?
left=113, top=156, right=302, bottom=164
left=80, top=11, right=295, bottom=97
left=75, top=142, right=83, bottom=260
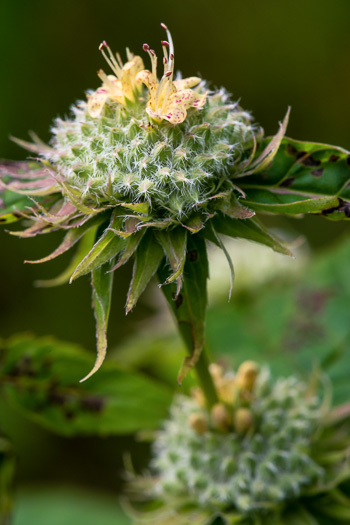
left=163, top=57, right=168, bottom=65
left=126, top=47, right=134, bottom=61
left=116, top=51, right=123, bottom=69
left=143, top=43, right=150, bottom=51
left=165, top=71, right=172, bottom=77
left=161, top=41, right=169, bottom=47
left=160, top=22, right=168, bottom=30
left=99, top=41, right=122, bottom=78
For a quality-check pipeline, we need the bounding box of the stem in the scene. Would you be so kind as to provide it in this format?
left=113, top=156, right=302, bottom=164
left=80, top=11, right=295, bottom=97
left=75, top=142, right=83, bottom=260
left=177, top=321, right=218, bottom=408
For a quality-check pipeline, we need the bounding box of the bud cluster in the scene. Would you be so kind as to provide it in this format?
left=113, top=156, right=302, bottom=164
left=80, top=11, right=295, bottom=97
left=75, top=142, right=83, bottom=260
left=151, top=363, right=323, bottom=515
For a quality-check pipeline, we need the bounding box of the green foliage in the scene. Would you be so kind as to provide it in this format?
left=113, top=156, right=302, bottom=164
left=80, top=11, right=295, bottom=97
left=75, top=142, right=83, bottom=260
left=13, top=487, right=130, bottom=525
left=0, top=335, right=172, bottom=436
left=242, top=138, right=350, bottom=219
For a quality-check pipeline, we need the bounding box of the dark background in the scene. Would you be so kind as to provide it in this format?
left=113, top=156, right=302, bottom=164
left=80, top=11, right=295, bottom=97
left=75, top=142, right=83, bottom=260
left=0, top=0, right=349, bottom=521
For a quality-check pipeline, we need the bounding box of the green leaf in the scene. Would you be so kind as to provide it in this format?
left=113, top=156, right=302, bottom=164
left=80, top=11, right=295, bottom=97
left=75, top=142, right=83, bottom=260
left=0, top=335, right=172, bottom=435
left=211, top=213, right=292, bottom=256
left=156, top=227, right=187, bottom=297
left=25, top=213, right=106, bottom=264
left=80, top=258, right=115, bottom=382
left=70, top=211, right=126, bottom=281
left=241, top=137, right=350, bottom=219
left=0, top=189, right=32, bottom=224
left=35, top=227, right=98, bottom=287
left=205, top=222, right=235, bottom=300
left=126, top=231, right=164, bottom=314
left=108, top=229, right=146, bottom=273
left=158, top=234, right=209, bottom=384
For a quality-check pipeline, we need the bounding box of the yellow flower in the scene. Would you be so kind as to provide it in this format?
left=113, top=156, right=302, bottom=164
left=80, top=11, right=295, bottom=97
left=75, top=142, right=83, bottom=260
left=136, top=24, right=207, bottom=124
left=87, top=43, right=144, bottom=118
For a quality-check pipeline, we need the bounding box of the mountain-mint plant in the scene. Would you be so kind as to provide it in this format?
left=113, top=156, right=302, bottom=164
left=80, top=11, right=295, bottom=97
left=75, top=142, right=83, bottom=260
left=1, top=22, right=350, bottom=525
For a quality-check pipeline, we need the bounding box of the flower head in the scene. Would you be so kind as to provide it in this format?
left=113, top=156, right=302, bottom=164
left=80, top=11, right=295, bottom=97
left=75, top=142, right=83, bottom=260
left=87, top=43, right=144, bottom=117
left=136, top=24, right=207, bottom=124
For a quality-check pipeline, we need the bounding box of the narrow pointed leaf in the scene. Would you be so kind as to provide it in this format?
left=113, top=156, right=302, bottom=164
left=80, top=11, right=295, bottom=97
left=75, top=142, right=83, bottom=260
left=120, top=202, right=149, bottom=214
left=0, top=190, right=32, bottom=224
left=245, top=107, right=290, bottom=174
left=70, top=212, right=127, bottom=281
left=158, top=234, right=208, bottom=384
left=211, top=212, right=293, bottom=256
left=80, top=258, right=115, bottom=382
left=35, top=227, right=98, bottom=287
left=206, top=222, right=235, bottom=300
left=126, top=231, right=164, bottom=313
left=156, top=227, right=187, bottom=296
left=108, top=229, right=146, bottom=273
left=25, top=213, right=106, bottom=264
left=241, top=137, right=350, bottom=219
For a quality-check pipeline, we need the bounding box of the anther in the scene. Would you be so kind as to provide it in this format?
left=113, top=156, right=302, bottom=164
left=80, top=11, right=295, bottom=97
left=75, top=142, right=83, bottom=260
left=143, top=43, right=150, bottom=52
left=99, top=41, right=108, bottom=50
left=165, top=71, right=172, bottom=77
left=163, top=57, right=168, bottom=65
left=170, top=53, right=174, bottom=60
left=150, top=49, right=155, bottom=56
left=161, top=41, right=169, bottom=47
left=160, top=22, right=168, bottom=30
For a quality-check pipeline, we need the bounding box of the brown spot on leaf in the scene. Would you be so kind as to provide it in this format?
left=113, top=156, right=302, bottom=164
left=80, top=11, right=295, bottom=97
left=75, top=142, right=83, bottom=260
left=173, top=293, right=183, bottom=309
left=81, top=396, right=105, bottom=413
left=0, top=218, right=6, bottom=223
left=280, top=177, right=295, bottom=188
left=287, top=144, right=298, bottom=156
left=329, top=154, right=340, bottom=162
left=300, top=155, right=321, bottom=167
left=64, top=410, right=75, bottom=420
left=188, top=249, right=198, bottom=262
left=322, top=198, right=350, bottom=218
left=311, top=168, right=324, bottom=177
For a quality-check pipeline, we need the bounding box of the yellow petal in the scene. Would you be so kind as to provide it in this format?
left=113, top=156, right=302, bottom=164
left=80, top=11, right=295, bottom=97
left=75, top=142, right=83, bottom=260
left=87, top=87, right=109, bottom=118
left=173, top=76, right=201, bottom=90
left=162, top=106, right=187, bottom=124
left=121, top=55, right=144, bottom=101
left=167, top=89, right=206, bottom=111
left=146, top=107, right=163, bottom=123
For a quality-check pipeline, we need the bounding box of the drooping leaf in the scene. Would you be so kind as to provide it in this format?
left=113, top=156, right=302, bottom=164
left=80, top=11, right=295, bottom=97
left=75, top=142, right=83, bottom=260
left=70, top=211, right=127, bottom=281
left=35, top=226, right=98, bottom=287
left=156, top=227, right=187, bottom=297
left=80, top=257, right=115, bottom=382
left=211, top=213, right=293, bottom=256
left=0, top=334, right=172, bottom=435
left=205, top=222, right=235, bottom=300
left=241, top=137, right=350, bottom=219
left=25, top=213, right=106, bottom=264
left=158, top=234, right=209, bottom=384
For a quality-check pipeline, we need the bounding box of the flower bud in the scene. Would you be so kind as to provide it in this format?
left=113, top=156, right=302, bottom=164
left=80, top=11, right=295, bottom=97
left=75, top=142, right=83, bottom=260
left=211, top=403, right=231, bottom=432
left=188, top=412, right=208, bottom=435
left=236, top=361, right=259, bottom=391
left=233, top=407, right=254, bottom=434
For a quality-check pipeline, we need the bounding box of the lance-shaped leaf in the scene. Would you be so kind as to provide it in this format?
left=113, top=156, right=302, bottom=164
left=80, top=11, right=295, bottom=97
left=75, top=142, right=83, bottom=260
left=70, top=211, right=127, bottom=281
left=126, top=231, right=164, bottom=314
left=108, top=229, right=146, bottom=273
left=158, top=234, right=208, bottom=384
left=240, top=137, right=350, bottom=219
left=0, top=334, right=172, bottom=435
left=25, top=213, right=107, bottom=264
left=156, top=227, right=187, bottom=297
left=216, top=194, right=255, bottom=219
left=242, top=107, right=290, bottom=175
left=205, top=222, right=235, bottom=300
left=35, top=227, right=98, bottom=287
left=80, top=258, right=115, bottom=382
left=211, top=212, right=293, bottom=256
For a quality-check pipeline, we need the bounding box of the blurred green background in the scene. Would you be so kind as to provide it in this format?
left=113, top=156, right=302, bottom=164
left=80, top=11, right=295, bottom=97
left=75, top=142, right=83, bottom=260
left=0, top=0, right=349, bottom=523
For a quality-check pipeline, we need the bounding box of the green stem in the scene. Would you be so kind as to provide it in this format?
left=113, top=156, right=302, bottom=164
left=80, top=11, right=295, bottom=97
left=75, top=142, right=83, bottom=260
left=177, top=321, right=218, bottom=408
